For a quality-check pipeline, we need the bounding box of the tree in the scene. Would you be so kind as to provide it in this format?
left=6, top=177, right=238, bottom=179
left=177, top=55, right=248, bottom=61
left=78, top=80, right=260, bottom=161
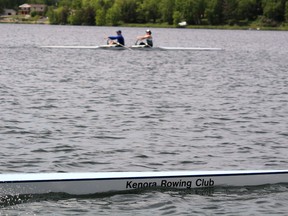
left=68, top=9, right=83, bottom=25
left=43, top=0, right=59, bottom=6
left=106, top=1, right=121, bottom=26
left=95, top=8, right=106, bottom=25
left=222, top=0, right=238, bottom=24
left=285, top=1, right=288, bottom=22
left=237, top=0, right=260, bottom=21
left=58, top=6, right=69, bottom=24
left=262, top=0, right=285, bottom=22
left=185, top=0, right=206, bottom=25
left=27, top=0, right=46, bottom=4
left=118, top=0, right=139, bottom=23
left=0, top=0, right=26, bottom=10
left=173, top=0, right=206, bottom=25
left=58, top=0, right=72, bottom=7
left=159, top=0, right=175, bottom=24
left=82, top=6, right=96, bottom=25
left=47, top=6, right=58, bottom=24
left=47, top=6, right=69, bottom=24
left=71, top=0, right=82, bottom=8
left=93, top=0, right=116, bottom=26
left=4, top=0, right=287, bottom=27
left=206, top=0, right=224, bottom=25
left=137, top=0, right=161, bottom=23
left=173, top=10, right=182, bottom=25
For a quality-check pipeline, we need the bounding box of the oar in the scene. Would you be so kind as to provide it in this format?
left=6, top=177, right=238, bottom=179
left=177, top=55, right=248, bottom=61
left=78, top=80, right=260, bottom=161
left=105, top=38, right=132, bottom=51
left=115, top=42, right=133, bottom=51
left=145, top=43, right=152, bottom=48
left=135, top=39, right=152, bottom=48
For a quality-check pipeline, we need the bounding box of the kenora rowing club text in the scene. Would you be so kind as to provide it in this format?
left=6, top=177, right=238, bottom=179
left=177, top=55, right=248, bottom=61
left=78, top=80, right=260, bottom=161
left=126, top=178, right=214, bottom=189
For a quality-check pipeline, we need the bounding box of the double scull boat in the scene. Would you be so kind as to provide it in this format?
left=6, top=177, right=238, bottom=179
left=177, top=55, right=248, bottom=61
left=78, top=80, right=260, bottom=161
left=40, top=44, right=223, bottom=51
left=1, top=170, right=288, bottom=196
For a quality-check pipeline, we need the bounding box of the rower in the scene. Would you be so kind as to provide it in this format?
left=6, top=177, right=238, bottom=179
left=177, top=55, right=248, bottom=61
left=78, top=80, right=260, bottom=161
left=106, top=30, right=125, bottom=46
left=136, top=29, right=153, bottom=47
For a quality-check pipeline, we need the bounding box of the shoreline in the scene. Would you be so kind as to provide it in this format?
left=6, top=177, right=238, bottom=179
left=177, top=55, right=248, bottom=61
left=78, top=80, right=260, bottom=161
left=1, top=19, right=288, bottom=31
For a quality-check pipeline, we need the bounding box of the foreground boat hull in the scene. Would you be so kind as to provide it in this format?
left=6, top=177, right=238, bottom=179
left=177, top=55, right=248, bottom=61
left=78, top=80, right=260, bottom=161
left=1, top=170, right=288, bottom=196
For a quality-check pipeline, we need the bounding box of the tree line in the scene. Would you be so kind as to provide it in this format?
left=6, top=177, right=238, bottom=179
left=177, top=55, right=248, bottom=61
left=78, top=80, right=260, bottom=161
left=1, top=0, right=288, bottom=27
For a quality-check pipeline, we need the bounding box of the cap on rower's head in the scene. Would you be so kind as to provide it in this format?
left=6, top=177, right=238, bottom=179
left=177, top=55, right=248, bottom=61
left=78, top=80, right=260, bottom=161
left=146, top=29, right=151, bottom=34
left=116, top=30, right=122, bottom=34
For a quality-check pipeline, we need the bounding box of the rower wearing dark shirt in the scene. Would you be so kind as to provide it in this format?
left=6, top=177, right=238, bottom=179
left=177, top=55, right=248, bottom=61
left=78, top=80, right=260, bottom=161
left=107, top=30, right=125, bottom=46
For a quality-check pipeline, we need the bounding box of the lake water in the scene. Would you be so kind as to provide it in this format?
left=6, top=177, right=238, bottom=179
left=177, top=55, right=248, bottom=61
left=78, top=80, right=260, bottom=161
left=0, top=24, right=288, bottom=215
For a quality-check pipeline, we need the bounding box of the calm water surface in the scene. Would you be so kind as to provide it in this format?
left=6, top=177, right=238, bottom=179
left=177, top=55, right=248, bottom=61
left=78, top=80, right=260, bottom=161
left=0, top=24, right=288, bottom=215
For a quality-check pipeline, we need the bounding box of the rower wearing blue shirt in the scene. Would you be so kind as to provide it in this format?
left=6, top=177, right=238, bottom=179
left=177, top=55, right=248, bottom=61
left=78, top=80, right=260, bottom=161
left=107, top=30, right=125, bottom=46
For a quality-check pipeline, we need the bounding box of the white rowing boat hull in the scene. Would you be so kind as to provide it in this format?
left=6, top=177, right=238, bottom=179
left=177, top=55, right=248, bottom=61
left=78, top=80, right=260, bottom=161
left=1, top=170, right=288, bottom=196
left=159, top=47, right=223, bottom=51
left=41, top=45, right=100, bottom=49
left=40, top=45, right=223, bottom=51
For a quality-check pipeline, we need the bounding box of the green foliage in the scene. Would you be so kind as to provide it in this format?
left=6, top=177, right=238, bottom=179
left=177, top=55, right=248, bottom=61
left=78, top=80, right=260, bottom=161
left=82, top=6, right=96, bottom=25
left=237, top=0, right=259, bottom=21
left=23, top=0, right=58, bottom=5
left=263, top=0, right=285, bottom=22
left=68, top=9, right=83, bottom=25
left=159, top=0, right=175, bottom=24
left=137, top=0, right=161, bottom=23
left=95, top=8, right=105, bottom=25
left=173, top=10, right=182, bottom=25
left=30, top=10, right=38, bottom=17
left=285, top=2, right=288, bottom=22
left=119, top=0, right=139, bottom=23
left=0, top=0, right=25, bottom=10
left=46, top=6, right=57, bottom=24
left=47, top=6, right=69, bottom=24
left=106, top=1, right=121, bottom=25
left=222, top=0, right=238, bottom=24
left=206, top=0, right=224, bottom=25
left=2, top=0, right=288, bottom=27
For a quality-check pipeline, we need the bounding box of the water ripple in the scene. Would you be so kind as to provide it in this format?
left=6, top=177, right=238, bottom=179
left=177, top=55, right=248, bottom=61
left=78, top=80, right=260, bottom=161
left=1, top=24, right=288, bottom=215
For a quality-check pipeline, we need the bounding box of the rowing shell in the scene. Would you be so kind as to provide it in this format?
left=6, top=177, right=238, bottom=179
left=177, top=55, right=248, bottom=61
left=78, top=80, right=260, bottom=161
left=40, top=45, right=223, bottom=51
left=1, top=170, right=288, bottom=196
